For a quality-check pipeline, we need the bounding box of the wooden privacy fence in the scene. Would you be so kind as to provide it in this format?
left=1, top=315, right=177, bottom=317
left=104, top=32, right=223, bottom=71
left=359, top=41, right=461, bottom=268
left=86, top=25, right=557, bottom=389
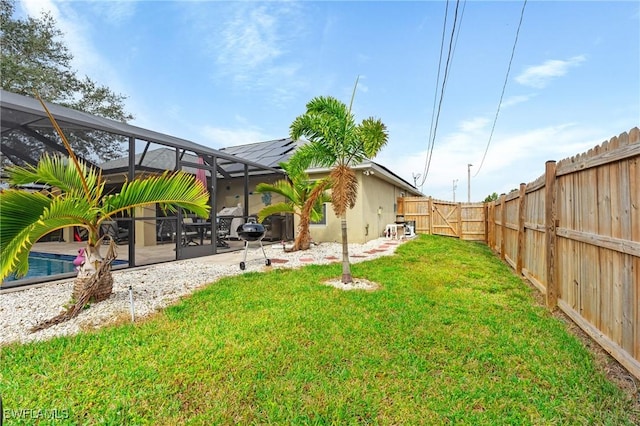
left=397, top=197, right=486, bottom=241
left=488, top=127, right=639, bottom=379
left=398, top=127, right=639, bottom=379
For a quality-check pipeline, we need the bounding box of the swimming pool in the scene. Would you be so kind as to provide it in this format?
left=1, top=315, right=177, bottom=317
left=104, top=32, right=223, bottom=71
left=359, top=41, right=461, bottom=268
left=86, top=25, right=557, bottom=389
left=2, top=252, right=127, bottom=284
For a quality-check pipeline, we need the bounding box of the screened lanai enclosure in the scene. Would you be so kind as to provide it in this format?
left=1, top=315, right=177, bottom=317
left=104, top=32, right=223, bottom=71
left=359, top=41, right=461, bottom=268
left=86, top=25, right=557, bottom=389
left=1, top=90, right=295, bottom=286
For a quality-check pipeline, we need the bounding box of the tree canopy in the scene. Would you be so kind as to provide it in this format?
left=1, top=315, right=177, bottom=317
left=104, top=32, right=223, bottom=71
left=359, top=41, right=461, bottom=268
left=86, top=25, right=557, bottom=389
left=0, top=0, right=132, bottom=162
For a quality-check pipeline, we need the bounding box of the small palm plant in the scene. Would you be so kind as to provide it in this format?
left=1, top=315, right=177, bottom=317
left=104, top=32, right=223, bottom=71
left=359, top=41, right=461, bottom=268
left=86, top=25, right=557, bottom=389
left=254, top=161, right=330, bottom=251
left=0, top=96, right=210, bottom=328
left=290, top=78, right=388, bottom=283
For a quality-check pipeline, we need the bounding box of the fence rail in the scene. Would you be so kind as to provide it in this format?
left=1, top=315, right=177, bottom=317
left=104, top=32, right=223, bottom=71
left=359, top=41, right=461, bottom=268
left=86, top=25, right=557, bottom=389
left=399, top=127, right=639, bottom=379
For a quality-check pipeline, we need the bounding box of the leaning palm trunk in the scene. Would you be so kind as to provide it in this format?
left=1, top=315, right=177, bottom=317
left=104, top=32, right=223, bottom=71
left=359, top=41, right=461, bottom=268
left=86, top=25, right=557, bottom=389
left=31, top=239, right=118, bottom=332
left=292, top=181, right=331, bottom=251
left=340, top=215, right=352, bottom=283
left=293, top=215, right=312, bottom=251
left=72, top=241, right=113, bottom=302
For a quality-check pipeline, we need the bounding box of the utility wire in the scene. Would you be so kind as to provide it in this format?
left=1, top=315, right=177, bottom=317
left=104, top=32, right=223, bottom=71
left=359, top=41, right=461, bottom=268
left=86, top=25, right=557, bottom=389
left=421, top=0, right=450, bottom=188
left=473, top=0, right=527, bottom=178
left=419, top=0, right=463, bottom=188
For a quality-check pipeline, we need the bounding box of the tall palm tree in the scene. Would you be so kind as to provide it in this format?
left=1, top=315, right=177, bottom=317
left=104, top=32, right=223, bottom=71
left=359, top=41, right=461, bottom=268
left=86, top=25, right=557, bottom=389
left=0, top=98, right=210, bottom=328
left=289, top=80, right=388, bottom=283
left=255, top=161, right=330, bottom=251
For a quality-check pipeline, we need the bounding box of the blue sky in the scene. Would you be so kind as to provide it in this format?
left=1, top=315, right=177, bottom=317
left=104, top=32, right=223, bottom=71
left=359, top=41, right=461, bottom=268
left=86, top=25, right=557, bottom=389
left=19, top=0, right=640, bottom=201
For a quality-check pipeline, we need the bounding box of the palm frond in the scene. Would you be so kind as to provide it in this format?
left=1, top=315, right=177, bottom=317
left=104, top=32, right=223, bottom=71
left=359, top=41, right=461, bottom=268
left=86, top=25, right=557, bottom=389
left=36, top=92, right=92, bottom=198
left=256, top=203, right=295, bottom=223
left=0, top=190, right=52, bottom=253
left=255, top=181, right=298, bottom=202
left=330, top=165, right=358, bottom=216
left=359, top=117, right=389, bottom=158
left=1, top=216, right=86, bottom=281
left=101, top=171, right=210, bottom=219
left=0, top=190, right=102, bottom=280
left=7, top=154, right=101, bottom=200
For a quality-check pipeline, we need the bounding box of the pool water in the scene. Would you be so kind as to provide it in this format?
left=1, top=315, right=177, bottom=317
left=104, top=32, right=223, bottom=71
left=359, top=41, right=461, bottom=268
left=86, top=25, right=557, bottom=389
left=3, top=252, right=127, bottom=283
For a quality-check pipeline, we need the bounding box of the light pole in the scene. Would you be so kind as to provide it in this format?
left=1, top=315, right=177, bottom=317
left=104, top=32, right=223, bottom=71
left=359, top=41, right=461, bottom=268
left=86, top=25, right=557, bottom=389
left=467, top=163, right=472, bottom=203
left=453, top=179, right=458, bottom=202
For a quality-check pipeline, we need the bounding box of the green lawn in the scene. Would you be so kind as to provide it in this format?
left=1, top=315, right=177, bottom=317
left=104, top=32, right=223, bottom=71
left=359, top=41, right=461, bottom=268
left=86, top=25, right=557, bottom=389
left=1, top=235, right=637, bottom=425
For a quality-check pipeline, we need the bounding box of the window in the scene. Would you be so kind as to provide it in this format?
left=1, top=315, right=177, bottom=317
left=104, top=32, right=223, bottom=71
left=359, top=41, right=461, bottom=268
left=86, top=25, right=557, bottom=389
left=310, top=203, right=327, bottom=225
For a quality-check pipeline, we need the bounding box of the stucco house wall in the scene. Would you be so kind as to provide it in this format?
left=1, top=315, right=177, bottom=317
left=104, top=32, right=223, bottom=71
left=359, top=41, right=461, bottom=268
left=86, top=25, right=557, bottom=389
left=301, top=164, right=420, bottom=244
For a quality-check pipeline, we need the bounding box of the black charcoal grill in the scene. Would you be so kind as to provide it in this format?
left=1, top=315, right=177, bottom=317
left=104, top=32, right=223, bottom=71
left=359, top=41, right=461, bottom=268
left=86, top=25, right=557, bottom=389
left=237, top=219, right=271, bottom=270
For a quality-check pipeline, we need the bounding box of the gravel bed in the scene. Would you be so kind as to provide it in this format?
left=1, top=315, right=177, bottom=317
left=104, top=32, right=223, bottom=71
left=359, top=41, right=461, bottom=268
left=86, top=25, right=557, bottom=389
left=0, top=238, right=405, bottom=346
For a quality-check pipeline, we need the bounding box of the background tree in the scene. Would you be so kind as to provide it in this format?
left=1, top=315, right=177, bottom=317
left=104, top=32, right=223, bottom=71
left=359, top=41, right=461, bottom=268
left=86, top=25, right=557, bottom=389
left=290, top=80, right=388, bottom=283
left=0, top=0, right=132, bottom=163
left=483, top=192, right=499, bottom=203
left=254, top=162, right=330, bottom=251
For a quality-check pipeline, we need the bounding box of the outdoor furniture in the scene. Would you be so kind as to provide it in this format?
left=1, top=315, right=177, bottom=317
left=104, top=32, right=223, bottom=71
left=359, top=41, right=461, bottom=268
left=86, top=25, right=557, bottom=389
left=217, top=205, right=244, bottom=239
left=156, top=218, right=177, bottom=243
left=216, top=217, right=233, bottom=248
left=100, top=220, right=129, bottom=244
left=384, top=223, right=404, bottom=240
left=181, top=217, right=201, bottom=246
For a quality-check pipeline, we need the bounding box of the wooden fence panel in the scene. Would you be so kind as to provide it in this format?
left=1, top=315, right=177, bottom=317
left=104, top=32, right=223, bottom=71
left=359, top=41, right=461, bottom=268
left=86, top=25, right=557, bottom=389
left=461, top=204, right=486, bottom=241
left=397, top=198, right=485, bottom=240
left=503, top=194, right=520, bottom=269
left=523, top=184, right=546, bottom=293
left=552, top=128, right=640, bottom=378
left=399, top=196, right=431, bottom=235
left=431, top=200, right=460, bottom=238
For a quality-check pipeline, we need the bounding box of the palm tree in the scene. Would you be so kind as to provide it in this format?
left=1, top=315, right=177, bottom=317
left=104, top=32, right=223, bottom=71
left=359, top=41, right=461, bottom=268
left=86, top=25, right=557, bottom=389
left=289, top=80, right=388, bottom=283
left=254, top=162, right=330, bottom=251
left=0, top=98, right=210, bottom=328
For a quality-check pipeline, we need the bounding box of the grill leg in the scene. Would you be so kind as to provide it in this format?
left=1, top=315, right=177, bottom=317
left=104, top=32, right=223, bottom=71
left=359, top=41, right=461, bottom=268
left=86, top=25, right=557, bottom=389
left=242, top=241, right=249, bottom=263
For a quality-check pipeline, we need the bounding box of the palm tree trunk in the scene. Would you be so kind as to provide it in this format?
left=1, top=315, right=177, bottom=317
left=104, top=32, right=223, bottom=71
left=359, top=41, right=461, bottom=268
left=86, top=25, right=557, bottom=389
left=31, top=240, right=117, bottom=332
left=72, top=243, right=114, bottom=302
left=340, top=214, right=352, bottom=283
left=293, top=215, right=312, bottom=251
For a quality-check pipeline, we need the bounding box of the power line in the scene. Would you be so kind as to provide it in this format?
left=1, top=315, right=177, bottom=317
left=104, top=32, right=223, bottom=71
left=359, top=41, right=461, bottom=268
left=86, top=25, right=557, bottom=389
left=420, top=0, right=450, bottom=189
left=419, top=0, right=464, bottom=188
left=473, top=0, right=527, bottom=178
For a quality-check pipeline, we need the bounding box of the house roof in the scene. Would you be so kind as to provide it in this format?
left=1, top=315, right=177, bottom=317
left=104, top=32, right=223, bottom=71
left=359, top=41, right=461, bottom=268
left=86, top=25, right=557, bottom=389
left=305, top=160, right=423, bottom=197
left=219, top=138, right=423, bottom=196
left=218, top=138, right=305, bottom=168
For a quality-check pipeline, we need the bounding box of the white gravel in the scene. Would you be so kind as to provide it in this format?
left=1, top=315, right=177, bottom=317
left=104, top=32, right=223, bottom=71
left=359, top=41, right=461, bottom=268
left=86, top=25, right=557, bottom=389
left=0, top=238, right=406, bottom=346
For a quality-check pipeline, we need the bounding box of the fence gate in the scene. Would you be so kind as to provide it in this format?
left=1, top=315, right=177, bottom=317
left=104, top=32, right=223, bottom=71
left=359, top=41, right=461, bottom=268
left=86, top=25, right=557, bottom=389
left=431, top=201, right=461, bottom=238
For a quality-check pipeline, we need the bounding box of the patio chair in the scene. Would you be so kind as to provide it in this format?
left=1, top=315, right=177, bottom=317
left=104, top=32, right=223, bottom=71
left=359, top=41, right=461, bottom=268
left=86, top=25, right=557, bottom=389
left=156, top=218, right=177, bottom=243
left=216, top=217, right=232, bottom=248
left=181, top=217, right=200, bottom=246
left=100, top=220, right=129, bottom=244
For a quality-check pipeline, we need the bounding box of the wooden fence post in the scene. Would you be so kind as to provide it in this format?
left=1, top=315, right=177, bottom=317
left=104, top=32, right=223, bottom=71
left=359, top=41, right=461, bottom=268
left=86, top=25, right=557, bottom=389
left=500, top=194, right=507, bottom=261
left=428, top=196, right=433, bottom=235
left=457, top=202, right=463, bottom=239
left=484, top=203, right=489, bottom=244
left=545, top=161, right=558, bottom=309
left=516, top=183, right=526, bottom=275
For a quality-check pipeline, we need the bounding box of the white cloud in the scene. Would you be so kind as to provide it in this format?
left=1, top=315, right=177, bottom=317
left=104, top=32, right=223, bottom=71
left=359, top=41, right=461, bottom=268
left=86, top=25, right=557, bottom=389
left=217, top=6, right=284, bottom=79
left=200, top=126, right=270, bottom=148
left=459, top=117, right=489, bottom=132
left=377, top=121, right=607, bottom=201
left=20, top=0, right=128, bottom=95
left=515, top=55, right=586, bottom=88
left=500, top=94, right=535, bottom=109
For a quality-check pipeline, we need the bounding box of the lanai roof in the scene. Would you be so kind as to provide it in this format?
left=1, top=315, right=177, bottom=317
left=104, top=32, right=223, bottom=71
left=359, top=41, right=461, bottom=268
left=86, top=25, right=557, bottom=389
left=0, top=89, right=281, bottom=177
